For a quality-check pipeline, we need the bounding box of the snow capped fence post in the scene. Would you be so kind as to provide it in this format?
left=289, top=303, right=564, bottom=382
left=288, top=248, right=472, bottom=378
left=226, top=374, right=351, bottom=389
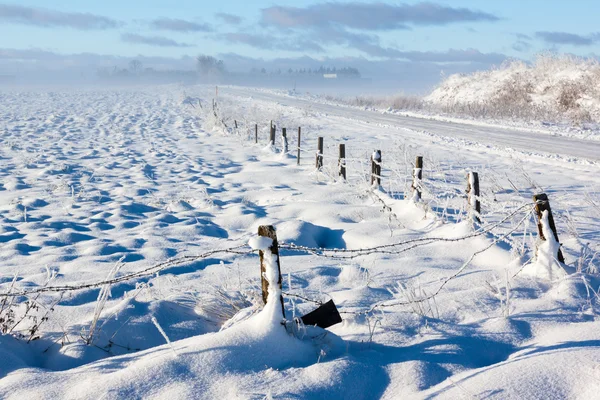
left=297, top=127, right=301, bottom=165
left=412, top=156, right=423, bottom=201
left=533, top=193, right=565, bottom=263
left=316, top=137, right=324, bottom=169
left=282, top=128, right=288, bottom=154
left=339, top=144, right=346, bottom=180
left=371, top=150, right=382, bottom=186
left=257, top=225, right=285, bottom=318
left=467, top=171, right=481, bottom=224
left=270, top=125, right=276, bottom=147
left=255, top=124, right=258, bottom=144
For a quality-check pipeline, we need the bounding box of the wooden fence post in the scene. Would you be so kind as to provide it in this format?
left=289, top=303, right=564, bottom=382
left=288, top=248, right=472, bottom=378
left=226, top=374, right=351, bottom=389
left=316, top=137, right=324, bottom=169
left=297, top=127, right=301, bottom=165
left=467, top=171, right=481, bottom=224
left=255, top=124, right=258, bottom=144
left=371, top=150, right=381, bottom=185
left=282, top=128, right=288, bottom=153
left=270, top=125, right=276, bottom=146
left=412, top=156, right=423, bottom=200
left=234, top=120, right=238, bottom=129
left=533, top=193, right=565, bottom=263
left=339, top=144, right=346, bottom=180
left=258, top=225, right=285, bottom=317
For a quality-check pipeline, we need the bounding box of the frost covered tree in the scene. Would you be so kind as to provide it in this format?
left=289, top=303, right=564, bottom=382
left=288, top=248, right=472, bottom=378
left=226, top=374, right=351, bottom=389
left=129, top=60, right=143, bottom=75
left=196, top=55, right=226, bottom=78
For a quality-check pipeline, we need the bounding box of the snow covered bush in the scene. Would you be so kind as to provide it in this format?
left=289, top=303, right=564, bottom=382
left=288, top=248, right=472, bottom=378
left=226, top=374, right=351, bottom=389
left=427, top=53, right=600, bottom=124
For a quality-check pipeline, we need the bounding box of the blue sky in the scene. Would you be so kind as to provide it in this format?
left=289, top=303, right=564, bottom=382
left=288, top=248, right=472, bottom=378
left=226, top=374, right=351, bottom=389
left=2, top=1, right=600, bottom=89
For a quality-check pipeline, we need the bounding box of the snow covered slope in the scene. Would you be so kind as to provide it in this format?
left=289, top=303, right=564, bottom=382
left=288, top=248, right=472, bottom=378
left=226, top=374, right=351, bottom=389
left=0, top=85, right=599, bottom=399
left=427, top=54, right=600, bottom=124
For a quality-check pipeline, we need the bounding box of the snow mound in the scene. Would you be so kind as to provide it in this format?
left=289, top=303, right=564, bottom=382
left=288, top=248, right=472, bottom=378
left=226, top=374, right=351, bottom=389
left=0, top=236, right=344, bottom=399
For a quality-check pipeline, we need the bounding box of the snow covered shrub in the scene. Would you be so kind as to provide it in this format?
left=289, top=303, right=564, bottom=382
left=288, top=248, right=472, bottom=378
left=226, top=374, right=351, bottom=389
left=427, top=53, right=600, bottom=124
left=389, top=281, right=439, bottom=318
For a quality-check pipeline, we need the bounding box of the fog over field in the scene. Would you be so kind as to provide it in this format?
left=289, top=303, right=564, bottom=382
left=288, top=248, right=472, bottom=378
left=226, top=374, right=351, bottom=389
left=2, top=2, right=600, bottom=400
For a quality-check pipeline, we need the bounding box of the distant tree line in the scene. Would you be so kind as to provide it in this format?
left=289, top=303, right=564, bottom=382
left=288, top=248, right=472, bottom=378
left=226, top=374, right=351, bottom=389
left=96, top=55, right=361, bottom=83
left=96, top=60, right=196, bottom=83
left=249, top=66, right=361, bottom=78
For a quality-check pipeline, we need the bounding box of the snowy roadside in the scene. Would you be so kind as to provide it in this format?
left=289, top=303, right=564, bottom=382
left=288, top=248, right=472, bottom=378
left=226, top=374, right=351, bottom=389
left=234, top=85, right=600, bottom=142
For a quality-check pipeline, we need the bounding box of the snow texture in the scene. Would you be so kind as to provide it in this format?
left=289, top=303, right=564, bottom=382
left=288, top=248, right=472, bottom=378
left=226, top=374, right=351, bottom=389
left=0, top=84, right=599, bottom=399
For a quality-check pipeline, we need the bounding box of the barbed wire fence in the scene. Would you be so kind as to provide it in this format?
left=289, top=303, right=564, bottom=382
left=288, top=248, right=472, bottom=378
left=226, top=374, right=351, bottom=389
left=1, top=91, right=596, bottom=343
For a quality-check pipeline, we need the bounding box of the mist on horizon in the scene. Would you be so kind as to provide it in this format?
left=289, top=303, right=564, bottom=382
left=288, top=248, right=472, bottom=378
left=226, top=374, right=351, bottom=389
left=1, top=1, right=600, bottom=97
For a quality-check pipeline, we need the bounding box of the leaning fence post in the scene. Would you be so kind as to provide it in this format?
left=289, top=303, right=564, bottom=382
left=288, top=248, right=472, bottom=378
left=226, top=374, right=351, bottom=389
left=255, top=124, right=258, bottom=144
left=297, top=127, right=301, bottom=165
left=467, top=171, right=481, bottom=224
left=533, top=193, right=565, bottom=263
left=234, top=120, right=238, bottom=129
left=316, top=137, right=324, bottom=169
left=258, top=225, right=285, bottom=317
left=282, top=128, right=288, bottom=154
left=412, top=156, right=423, bottom=200
left=371, top=150, right=381, bottom=186
left=339, top=144, right=346, bottom=180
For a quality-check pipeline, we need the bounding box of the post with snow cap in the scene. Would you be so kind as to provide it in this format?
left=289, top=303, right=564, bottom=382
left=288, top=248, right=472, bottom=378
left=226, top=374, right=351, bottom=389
left=316, top=137, right=324, bottom=169
left=339, top=144, right=346, bottom=180
left=467, top=171, right=481, bottom=224
left=257, top=225, right=285, bottom=318
left=297, top=127, right=301, bottom=165
left=533, top=193, right=565, bottom=264
left=371, top=150, right=382, bottom=186
left=412, top=156, right=423, bottom=200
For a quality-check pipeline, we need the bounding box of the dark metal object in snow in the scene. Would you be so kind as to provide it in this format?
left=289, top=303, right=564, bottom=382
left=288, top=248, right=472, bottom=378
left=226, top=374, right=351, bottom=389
left=300, top=299, right=342, bottom=329
left=533, top=193, right=565, bottom=263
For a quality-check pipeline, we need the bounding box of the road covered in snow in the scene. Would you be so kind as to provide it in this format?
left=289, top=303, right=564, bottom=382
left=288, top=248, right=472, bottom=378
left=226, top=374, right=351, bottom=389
left=224, top=86, right=600, bottom=161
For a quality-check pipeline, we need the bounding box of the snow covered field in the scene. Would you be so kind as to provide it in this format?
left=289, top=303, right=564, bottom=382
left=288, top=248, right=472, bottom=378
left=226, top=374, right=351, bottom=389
left=1, top=84, right=599, bottom=399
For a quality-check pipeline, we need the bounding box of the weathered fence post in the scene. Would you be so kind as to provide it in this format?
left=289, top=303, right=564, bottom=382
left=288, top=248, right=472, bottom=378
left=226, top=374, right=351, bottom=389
left=270, top=125, right=276, bottom=146
left=412, top=156, right=423, bottom=200
left=533, top=193, right=565, bottom=263
left=371, top=150, right=381, bottom=186
left=258, top=225, right=285, bottom=317
left=316, top=137, right=324, bottom=169
left=282, top=128, right=288, bottom=153
left=467, top=171, right=481, bottom=224
left=339, top=144, right=346, bottom=180
left=234, top=120, right=238, bottom=129
left=297, top=127, right=301, bottom=165
left=255, top=124, right=258, bottom=144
